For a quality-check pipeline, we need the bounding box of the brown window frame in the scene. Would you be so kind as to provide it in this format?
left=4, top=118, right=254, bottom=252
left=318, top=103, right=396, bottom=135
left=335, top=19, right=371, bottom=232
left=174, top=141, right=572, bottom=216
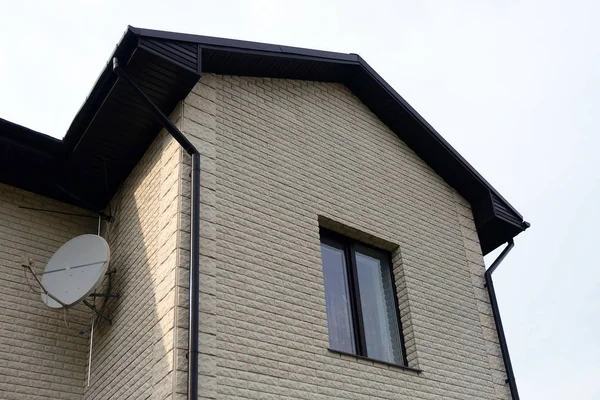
left=320, top=228, right=408, bottom=367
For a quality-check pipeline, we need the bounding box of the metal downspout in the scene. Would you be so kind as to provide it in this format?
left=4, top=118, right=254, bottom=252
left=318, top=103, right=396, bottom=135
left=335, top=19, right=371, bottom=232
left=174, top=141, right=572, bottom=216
left=484, top=239, right=520, bottom=400
left=112, top=58, right=201, bottom=400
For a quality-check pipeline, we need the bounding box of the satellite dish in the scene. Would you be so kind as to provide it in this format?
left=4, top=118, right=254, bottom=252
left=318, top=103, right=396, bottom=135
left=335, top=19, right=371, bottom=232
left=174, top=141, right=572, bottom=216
left=41, top=234, right=110, bottom=309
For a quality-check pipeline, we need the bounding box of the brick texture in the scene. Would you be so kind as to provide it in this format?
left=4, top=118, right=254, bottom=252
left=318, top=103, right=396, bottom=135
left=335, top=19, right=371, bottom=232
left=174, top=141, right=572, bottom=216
left=0, top=73, right=511, bottom=400
left=177, top=74, right=512, bottom=399
left=84, top=117, right=184, bottom=400
left=174, top=78, right=219, bottom=400
left=453, top=192, right=511, bottom=400
left=0, top=113, right=184, bottom=400
left=0, top=184, right=96, bottom=399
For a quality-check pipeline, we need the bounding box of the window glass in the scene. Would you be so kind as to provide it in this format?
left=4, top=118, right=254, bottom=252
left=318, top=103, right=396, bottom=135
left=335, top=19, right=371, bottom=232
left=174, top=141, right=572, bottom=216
left=319, top=231, right=405, bottom=366
left=354, top=245, right=404, bottom=364
left=320, top=238, right=355, bottom=353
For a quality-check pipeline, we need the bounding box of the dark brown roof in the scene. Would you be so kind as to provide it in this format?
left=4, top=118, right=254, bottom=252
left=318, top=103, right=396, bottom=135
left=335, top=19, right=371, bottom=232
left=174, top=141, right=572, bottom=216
left=0, top=26, right=528, bottom=254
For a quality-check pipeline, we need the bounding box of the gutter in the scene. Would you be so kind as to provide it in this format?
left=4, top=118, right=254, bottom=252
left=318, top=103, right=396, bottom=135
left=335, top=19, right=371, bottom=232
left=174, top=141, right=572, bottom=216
left=484, top=239, right=522, bottom=400
left=112, top=58, right=201, bottom=400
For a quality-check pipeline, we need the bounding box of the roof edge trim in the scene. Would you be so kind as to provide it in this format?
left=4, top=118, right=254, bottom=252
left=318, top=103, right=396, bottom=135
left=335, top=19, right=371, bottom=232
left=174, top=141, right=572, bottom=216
left=355, top=55, right=524, bottom=221
left=130, top=26, right=360, bottom=63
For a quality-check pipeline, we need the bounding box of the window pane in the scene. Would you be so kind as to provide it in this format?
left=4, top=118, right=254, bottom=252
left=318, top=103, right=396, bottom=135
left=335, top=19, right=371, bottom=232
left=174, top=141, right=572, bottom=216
left=320, top=238, right=355, bottom=353
left=355, top=245, right=403, bottom=364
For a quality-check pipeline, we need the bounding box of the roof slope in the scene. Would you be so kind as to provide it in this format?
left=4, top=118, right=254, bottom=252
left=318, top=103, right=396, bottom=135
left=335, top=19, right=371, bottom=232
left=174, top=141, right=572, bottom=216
left=0, top=26, right=528, bottom=254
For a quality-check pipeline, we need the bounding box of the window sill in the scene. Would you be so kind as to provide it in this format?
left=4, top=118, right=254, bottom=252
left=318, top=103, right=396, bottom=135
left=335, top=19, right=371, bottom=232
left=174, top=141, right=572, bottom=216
left=328, top=348, right=422, bottom=374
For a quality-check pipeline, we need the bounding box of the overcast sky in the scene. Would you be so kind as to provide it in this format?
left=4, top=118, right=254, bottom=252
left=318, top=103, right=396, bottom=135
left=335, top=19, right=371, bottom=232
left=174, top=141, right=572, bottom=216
left=1, top=1, right=598, bottom=398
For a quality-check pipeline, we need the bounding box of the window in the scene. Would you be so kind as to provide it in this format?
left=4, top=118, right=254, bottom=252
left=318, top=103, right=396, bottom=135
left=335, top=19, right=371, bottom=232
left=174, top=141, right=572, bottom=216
left=320, top=229, right=406, bottom=365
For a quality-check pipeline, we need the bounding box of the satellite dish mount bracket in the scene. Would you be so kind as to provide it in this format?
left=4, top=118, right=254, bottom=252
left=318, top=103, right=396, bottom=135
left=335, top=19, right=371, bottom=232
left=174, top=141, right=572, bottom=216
left=82, top=299, right=115, bottom=325
left=22, top=261, right=119, bottom=325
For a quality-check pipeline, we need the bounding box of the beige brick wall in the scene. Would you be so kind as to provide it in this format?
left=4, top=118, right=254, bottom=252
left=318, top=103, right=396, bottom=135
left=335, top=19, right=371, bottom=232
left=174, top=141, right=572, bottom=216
left=453, top=192, right=512, bottom=400
left=84, top=117, right=184, bottom=400
left=0, top=109, right=185, bottom=400
left=0, top=72, right=511, bottom=400
left=178, top=74, right=512, bottom=399
left=0, top=184, right=96, bottom=399
left=174, top=80, right=219, bottom=400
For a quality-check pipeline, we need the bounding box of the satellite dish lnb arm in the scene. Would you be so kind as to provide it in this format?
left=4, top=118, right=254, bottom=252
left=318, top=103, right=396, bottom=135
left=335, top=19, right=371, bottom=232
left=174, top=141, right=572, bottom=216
left=22, top=264, right=68, bottom=308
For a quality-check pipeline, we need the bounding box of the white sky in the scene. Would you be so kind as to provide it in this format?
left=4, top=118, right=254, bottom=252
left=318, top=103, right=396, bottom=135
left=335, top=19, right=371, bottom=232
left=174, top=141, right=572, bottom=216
left=1, top=1, right=598, bottom=398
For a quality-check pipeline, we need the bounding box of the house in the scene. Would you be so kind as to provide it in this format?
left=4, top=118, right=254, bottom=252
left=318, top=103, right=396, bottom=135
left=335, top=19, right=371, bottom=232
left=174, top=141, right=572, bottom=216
left=0, top=26, right=529, bottom=400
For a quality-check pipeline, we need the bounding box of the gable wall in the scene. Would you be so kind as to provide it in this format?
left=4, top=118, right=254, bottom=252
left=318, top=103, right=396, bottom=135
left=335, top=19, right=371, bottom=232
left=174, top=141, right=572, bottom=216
left=178, top=74, right=511, bottom=400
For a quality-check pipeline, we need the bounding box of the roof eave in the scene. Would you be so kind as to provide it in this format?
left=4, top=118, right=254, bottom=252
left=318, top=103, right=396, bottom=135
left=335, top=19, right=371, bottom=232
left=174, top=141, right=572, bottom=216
left=0, top=26, right=528, bottom=254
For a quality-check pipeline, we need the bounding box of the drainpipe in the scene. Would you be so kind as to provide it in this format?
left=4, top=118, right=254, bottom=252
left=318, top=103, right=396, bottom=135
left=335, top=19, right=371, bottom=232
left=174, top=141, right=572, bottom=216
left=112, top=58, right=201, bottom=400
left=485, top=238, right=521, bottom=400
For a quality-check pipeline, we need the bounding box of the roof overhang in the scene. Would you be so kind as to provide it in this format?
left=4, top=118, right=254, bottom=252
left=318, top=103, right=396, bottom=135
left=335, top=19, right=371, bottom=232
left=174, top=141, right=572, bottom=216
left=0, top=26, right=528, bottom=254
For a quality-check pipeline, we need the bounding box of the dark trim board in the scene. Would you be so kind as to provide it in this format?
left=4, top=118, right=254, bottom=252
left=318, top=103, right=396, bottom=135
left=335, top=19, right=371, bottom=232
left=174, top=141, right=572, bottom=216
left=0, top=26, right=528, bottom=254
